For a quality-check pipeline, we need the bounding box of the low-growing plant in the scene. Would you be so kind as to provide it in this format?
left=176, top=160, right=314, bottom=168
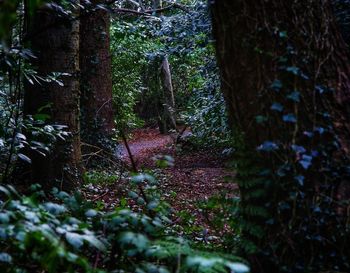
left=0, top=172, right=250, bottom=273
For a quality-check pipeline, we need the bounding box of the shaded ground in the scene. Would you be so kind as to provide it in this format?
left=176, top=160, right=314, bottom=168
left=83, top=128, right=238, bottom=241
left=120, top=128, right=238, bottom=236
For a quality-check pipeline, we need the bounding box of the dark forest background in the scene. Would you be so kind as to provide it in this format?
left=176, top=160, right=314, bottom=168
left=0, top=1, right=350, bottom=272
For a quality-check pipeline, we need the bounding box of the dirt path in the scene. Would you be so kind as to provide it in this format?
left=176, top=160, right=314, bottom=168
left=120, top=128, right=173, bottom=165
left=120, top=128, right=238, bottom=238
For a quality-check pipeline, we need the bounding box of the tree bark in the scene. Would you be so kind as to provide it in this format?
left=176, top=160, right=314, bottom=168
left=211, top=0, right=350, bottom=271
left=23, top=4, right=81, bottom=190
left=80, top=0, right=115, bottom=149
left=153, top=0, right=176, bottom=133
left=211, top=0, right=350, bottom=150
left=158, top=55, right=176, bottom=133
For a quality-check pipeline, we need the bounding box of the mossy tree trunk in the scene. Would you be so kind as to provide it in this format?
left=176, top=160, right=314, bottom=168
left=23, top=4, right=81, bottom=190
left=80, top=0, right=115, bottom=149
left=211, top=0, right=350, bottom=271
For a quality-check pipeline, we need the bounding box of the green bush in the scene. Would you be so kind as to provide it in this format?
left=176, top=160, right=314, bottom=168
left=0, top=175, right=249, bottom=273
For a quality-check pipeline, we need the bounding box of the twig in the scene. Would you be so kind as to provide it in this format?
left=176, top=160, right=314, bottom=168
left=112, top=3, right=190, bottom=16
left=176, top=125, right=188, bottom=143
left=120, top=130, right=149, bottom=205
left=92, top=190, right=110, bottom=202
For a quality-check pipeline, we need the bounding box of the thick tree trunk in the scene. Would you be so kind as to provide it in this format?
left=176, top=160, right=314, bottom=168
left=211, top=0, right=350, bottom=271
left=211, top=0, right=350, bottom=150
left=23, top=4, right=81, bottom=190
left=80, top=0, right=115, bottom=149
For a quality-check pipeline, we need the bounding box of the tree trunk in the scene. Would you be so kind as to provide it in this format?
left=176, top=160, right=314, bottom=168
left=23, top=4, right=81, bottom=191
left=158, top=55, right=176, bottom=133
left=211, top=0, right=350, bottom=149
left=80, top=0, right=115, bottom=150
left=211, top=0, right=350, bottom=271
left=153, top=0, right=176, bottom=133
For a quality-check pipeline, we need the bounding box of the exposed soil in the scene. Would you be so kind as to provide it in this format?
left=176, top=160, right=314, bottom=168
left=120, top=128, right=238, bottom=236
left=84, top=127, right=237, bottom=241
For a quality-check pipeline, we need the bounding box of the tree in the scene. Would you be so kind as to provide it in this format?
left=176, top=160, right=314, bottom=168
left=211, top=0, right=350, bottom=272
left=158, top=54, right=176, bottom=133
left=80, top=0, right=115, bottom=150
left=154, top=0, right=176, bottom=133
left=23, top=3, right=81, bottom=190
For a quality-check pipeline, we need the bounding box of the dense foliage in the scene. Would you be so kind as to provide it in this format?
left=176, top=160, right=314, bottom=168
left=110, top=2, right=231, bottom=146
left=2, top=0, right=350, bottom=272
left=0, top=1, right=248, bottom=272
left=0, top=180, right=249, bottom=273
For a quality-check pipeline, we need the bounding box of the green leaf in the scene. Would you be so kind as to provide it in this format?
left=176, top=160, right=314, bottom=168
left=226, top=262, right=250, bottom=273
left=119, top=232, right=149, bottom=251
left=66, top=232, right=84, bottom=249
left=83, top=234, right=106, bottom=251
left=0, top=213, right=10, bottom=223
left=43, top=202, right=66, bottom=215
left=131, top=173, right=156, bottom=185
left=0, top=253, right=12, bottom=264
left=85, top=209, right=98, bottom=218
left=33, top=113, right=51, bottom=121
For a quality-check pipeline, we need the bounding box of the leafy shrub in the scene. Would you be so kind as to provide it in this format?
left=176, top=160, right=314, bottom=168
left=110, top=20, right=161, bottom=133
left=0, top=176, right=250, bottom=273
left=110, top=2, right=231, bottom=147
left=82, top=170, right=119, bottom=185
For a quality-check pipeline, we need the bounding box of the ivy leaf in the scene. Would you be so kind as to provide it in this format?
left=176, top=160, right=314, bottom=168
left=311, top=150, right=319, bottom=157
left=270, top=102, right=283, bottom=112
left=270, top=79, right=282, bottom=91
left=295, top=175, right=305, bottom=186
left=315, top=127, right=325, bottom=135
left=257, top=141, right=278, bottom=152
left=291, top=145, right=306, bottom=154
left=283, top=114, right=297, bottom=123
left=299, top=154, right=313, bottom=170
left=315, top=85, right=325, bottom=94
left=279, top=31, right=288, bottom=38
left=303, top=131, right=314, bottom=138
left=277, top=164, right=291, bottom=177
left=255, top=115, right=268, bottom=124
left=287, top=91, right=300, bottom=102
left=286, top=66, right=300, bottom=75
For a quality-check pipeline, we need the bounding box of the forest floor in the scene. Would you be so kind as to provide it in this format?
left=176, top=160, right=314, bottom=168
left=84, top=128, right=238, bottom=242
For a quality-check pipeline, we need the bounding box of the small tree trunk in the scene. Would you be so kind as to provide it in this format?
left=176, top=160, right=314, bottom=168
left=158, top=55, right=176, bottom=133
left=23, top=4, right=81, bottom=190
left=80, top=0, right=115, bottom=149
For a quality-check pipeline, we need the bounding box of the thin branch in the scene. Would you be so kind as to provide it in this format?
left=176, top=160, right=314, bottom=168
left=120, top=130, right=149, bottom=205
left=112, top=3, right=190, bottom=16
